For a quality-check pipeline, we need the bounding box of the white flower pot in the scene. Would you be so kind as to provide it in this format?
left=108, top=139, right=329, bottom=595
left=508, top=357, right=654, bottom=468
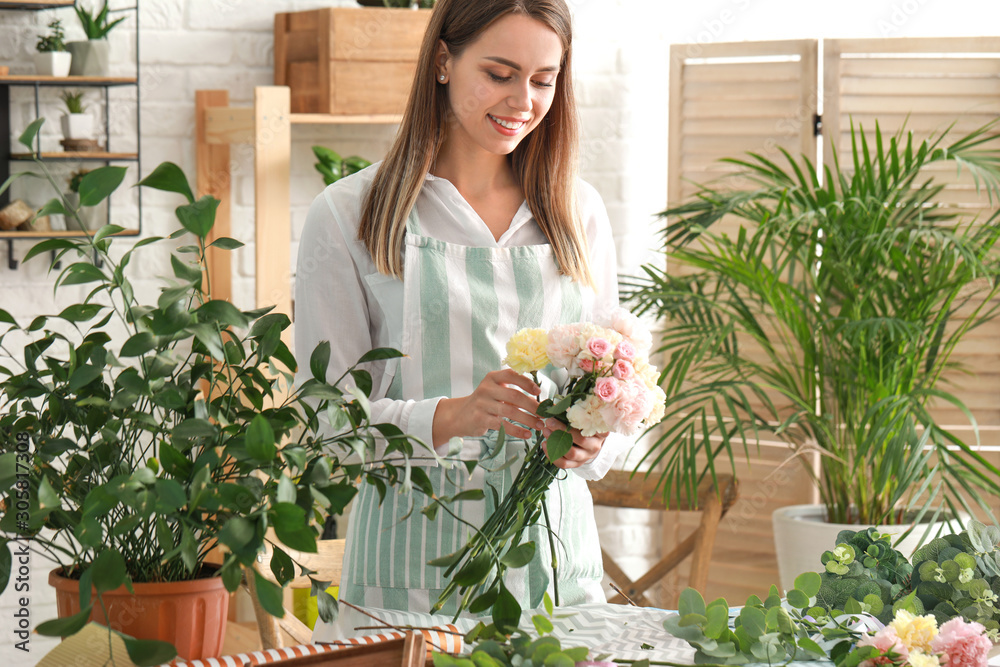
left=67, top=40, right=110, bottom=77
left=33, top=51, right=72, bottom=77
left=772, top=504, right=966, bottom=594
left=60, top=113, right=93, bottom=141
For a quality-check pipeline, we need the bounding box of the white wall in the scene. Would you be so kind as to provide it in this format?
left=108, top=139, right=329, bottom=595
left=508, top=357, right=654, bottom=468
left=1, top=0, right=998, bottom=662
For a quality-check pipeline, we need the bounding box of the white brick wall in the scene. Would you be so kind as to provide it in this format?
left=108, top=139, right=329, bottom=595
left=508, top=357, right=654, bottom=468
left=3, top=0, right=998, bottom=662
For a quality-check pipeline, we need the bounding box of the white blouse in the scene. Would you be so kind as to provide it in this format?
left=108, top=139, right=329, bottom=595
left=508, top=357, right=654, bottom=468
left=293, top=164, right=631, bottom=480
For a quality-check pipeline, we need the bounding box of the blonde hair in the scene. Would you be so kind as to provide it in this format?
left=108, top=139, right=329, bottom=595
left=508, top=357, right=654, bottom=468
left=357, top=0, right=593, bottom=286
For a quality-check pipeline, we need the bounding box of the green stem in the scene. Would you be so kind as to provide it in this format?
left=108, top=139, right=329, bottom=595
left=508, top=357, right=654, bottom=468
left=540, top=491, right=559, bottom=606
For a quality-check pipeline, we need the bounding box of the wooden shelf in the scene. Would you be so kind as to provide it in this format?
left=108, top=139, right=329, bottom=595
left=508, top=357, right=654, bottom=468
left=290, top=113, right=402, bottom=125
left=0, top=229, right=140, bottom=239
left=0, top=75, right=138, bottom=87
left=10, top=152, right=139, bottom=161
left=0, top=1, right=74, bottom=8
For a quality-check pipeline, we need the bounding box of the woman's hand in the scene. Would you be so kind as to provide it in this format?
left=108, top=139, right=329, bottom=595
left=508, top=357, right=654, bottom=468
left=540, top=418, right=607, bottom=469
left=432, top=369, right=545, bottom=446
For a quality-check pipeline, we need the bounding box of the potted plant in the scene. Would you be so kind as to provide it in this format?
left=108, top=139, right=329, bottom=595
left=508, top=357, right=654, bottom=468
left=312, top=146, right=371, bottom=186
left=59, top=90, right=93, bottom=141
left=34, top=19, right=71, bottom=77
left=0, top=119, right=428, bottom=665
left=67, top=0, right=126, bottom=76
left=623, top=121, right=1000, bottom=591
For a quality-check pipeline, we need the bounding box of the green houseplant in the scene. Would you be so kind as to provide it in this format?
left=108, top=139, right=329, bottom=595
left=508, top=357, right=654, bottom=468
left=312, top=146, right=371, bottom=187
left=623, top=122, right=1000, bottom=579
left=34, top=19, right=71, bottom=77
left=0, top=119, right=430, bottom=665
left=59, top=90, right=93, bottom=142
left=68, top=0, right=126, bottom=76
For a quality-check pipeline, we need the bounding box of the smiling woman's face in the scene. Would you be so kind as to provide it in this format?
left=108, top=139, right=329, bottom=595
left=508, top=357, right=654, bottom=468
left=437, top=12, right=564, bottom=157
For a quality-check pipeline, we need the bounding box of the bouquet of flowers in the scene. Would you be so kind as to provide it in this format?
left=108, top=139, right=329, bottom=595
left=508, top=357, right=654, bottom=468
left=429, top=309, right=664, bottom=630
left=842, top=611, right=992, bottom=667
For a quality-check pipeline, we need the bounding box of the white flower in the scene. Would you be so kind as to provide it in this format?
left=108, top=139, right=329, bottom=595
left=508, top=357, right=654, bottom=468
left=610, top=308, right=653, bottom=354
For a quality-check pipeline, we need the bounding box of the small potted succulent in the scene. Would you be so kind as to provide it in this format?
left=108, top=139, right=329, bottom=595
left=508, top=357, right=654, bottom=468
left=312, top=145, right=371, bottom=186
left=59, top=90, right=93, bottom=141
left=34, top=19, right=71, bottom=77
left=67, top=0, right=126, bottom=76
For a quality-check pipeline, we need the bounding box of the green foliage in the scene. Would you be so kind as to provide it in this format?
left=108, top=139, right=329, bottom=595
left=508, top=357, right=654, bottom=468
left=0, top=121, right=431, bottom=665
left=909, top=520, right=1000, bottom=635
left=623, top=121, right=1000, bottom=523
left=432, top=593, right=591, bottom=667
left=36, top=19, right=67, bottom=52
left=815, top=529, right=913, bottom=624
left=664, top=577, right=847, bottom=665
left=60, top=90, right=86, bottom=115
left=311, top=146, right=371, bottom=186
left=74, top=0, right=127, bottom=39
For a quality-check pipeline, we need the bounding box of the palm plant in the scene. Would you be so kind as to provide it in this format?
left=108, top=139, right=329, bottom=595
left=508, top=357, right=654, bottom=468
left=624, top=122, right=1000, bottom=526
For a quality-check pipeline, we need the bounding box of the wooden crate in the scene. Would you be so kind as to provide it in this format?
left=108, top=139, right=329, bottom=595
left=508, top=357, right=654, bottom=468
left=274, top=7, right=432, bottom=115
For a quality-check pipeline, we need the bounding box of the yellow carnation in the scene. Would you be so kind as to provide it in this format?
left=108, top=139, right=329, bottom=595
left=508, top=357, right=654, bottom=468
left=505, top=328, right=550, bottom=374
left=890, top=609, right=938, bottom=653
left=907, top=650, right=941, bottom=667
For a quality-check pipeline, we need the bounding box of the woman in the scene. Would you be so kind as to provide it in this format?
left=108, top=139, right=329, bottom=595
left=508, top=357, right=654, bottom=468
left=295, top=0, right=631, bottom=634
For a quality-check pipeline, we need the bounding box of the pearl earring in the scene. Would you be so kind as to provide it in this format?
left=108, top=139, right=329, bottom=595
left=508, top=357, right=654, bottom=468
left=439, top=74, right=446, bottom=82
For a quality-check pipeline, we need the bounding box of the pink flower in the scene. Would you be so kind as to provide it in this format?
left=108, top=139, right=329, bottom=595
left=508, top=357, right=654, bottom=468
left=547, top=324, right=581, bottom=369
left=587, top=336, right=611, bottom=360
left=579, top=358, right=595, bottom=373
left=594, top=377, right=619, bottom=402
left=610, top=308, right=653, bottom=354
left=612, top=359, right=634, bottom=381
left=858, top=626, right=909, bottom=663
left=614, top=340, right=636, bottom=362
left=598, top=380, right=652, bottom=436
left=932, top=618, right=991, bottom=667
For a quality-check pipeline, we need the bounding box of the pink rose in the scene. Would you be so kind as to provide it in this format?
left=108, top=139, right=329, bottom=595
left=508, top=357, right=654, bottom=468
left=932, top=618, right=991, bottom=667
left=594, top=377, right=619, bottom=402
left=598, top=380, right=652, bottom=436
left=614, top=340, right=636, bottom=362
left=579, top=358, right=595, bottom=373
left=587, top=336, right=611, bottom=360
left=612, top=359, right=634, bottom=381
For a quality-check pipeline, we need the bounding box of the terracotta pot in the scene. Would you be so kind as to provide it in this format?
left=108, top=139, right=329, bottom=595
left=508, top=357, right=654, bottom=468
left=49, top=567, right=229, bottom=660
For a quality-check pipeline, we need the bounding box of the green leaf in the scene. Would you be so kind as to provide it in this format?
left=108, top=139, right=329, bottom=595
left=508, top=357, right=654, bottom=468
left=500, top=542, right=536, bottom=569
left=221, top=560, right=242, bottom=593
left=543, top=591, right=554, bottom=616
left=739, top=606, right=766, bottom=638
left=208, top=236, right=244, bottom=250
left=68, top=365, right=103, bottom=391
left=454, top=553, right=493, bottom=587
left=531, top=615, right=554, bottom=636
left=794, top=571, right=821, bottom=597
left=704, top=601, right=729, bottom=637
left=22, top=238, right=78, bottom=265
left=175, top=196, right=219, bottom=239
left=0, top=540, right=11, bottom=594
left=196, top=300, right=250, bottom=329
left=93, top=224, right=126, bottom=244
left=356, top=347, right=406, bottom=364
left=173, top=418, right=218, bottom=440
left=123, top=637, right=178, bottom=667
left=35, top=606, right=92, bottom=637
left=786, top=588, right=810, bottom=609
left=218, top=517, right=256, bottom=552
left=59, top=262, right=106, bottom=287
left=78, top=166, right=128, bottom=207
left=57, top=303, right=104, bottom=323
left=91, top=549, right=129, bottom=593
left=252, top=571, right=285, bottom=618
left=545, top=429, right=573, bottom=464
left=492, top=583, right=521, bottom=634
left=138, top=162, right=195, bottom=203
left=317, top=589, right=339, bottom=623
left=272, top=503, right=316, bottom=553
left=18, top=118, right=45, bottom=150
left=310, top=341, right=331, bottom=382
left=120, top=332, right=156, bottom=357
left=36, top=197, right=67, bottom=218
left=171, top=254, right=203, bottom=283
left=269, top=546, right=295, bottom=584
left=678, top=588, right=707, bottom=617
left=246, top=414, right=276, bottom=461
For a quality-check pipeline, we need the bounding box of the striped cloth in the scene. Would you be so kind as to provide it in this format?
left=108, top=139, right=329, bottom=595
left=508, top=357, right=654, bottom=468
left=167, top=626, right=462, bottom=666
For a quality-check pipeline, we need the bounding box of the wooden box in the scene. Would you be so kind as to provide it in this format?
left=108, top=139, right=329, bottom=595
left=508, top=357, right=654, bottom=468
left=274, top=7, right=432, bottom=115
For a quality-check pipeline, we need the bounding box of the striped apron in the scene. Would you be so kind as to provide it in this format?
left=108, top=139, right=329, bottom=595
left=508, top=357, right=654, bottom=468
left=337, top=211, right=606, bottom=620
